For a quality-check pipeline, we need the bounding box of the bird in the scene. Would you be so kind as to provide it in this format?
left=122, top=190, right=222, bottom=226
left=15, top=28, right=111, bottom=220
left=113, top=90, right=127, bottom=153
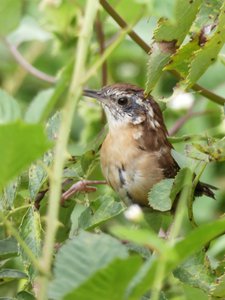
left=83, top=83, right=216, bottom=207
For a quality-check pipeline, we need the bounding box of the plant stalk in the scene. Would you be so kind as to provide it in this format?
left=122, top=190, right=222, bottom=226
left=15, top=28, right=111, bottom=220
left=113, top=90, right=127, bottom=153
left=36, top=1, right=99, bottom=299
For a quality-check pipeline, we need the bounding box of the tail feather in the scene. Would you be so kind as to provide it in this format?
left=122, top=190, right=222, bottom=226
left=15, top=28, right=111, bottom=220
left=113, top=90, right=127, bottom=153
left=195, top=182, right=218, bottom=199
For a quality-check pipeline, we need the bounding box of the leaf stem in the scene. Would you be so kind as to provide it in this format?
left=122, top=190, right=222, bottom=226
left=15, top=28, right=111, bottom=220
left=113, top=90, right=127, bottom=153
left=3, top=38, right=57, bottom=84
left=36, top=1, right=99, bottom=299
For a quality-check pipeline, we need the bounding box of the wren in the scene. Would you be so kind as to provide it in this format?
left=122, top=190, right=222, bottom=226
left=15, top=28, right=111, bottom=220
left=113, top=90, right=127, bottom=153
left=84, top=83, right=216, bottom=207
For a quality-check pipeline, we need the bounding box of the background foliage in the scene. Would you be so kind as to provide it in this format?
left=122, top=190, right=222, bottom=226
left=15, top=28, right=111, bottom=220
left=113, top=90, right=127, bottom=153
left=0, top=0, right=225, bottom=299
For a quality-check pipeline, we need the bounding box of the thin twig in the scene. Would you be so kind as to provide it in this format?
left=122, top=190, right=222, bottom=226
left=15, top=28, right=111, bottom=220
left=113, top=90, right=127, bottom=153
left=99, top=0, right=150, bottom=53
left=168, top=110, right=212, bottom=136
left=100, top=0, right=225, bottom=106
left=95, top=13, right=108, bottom=86
left=61, top=180, right=107, bottom=205
left=3, top=38, right=57, bottom=84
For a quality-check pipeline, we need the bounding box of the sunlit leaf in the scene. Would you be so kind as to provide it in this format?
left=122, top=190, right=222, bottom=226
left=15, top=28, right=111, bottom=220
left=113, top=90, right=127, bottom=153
left=49, top=231, right=129, bottom=299
left=148, top=178, right=174, bottom=211
left=0, top=89, right=21, bottom=124
left=127, top=217, right=225, bottom=299
left=64, top=256, right=142, bottom=300
left=0, top=121, right=51, bottom=190
left=0, top=0, right=21, bottom=35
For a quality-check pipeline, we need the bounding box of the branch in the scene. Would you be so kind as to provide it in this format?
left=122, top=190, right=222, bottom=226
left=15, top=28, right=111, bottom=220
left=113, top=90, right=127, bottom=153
left=100, top=0, right=225, bottom=106
left=168, top=110, right=212, bottom=136
left=3, top=38, right=57, bottom=84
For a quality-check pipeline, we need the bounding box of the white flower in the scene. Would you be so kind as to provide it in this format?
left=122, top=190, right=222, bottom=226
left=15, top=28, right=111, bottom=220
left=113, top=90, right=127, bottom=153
left=168, top=88, right=194, bottom=110
left=124, top=204, right=143, bottom=222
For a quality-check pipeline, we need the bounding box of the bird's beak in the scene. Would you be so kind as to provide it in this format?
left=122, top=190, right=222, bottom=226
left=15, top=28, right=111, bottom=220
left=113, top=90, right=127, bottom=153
left=83, top=89, right=102, bottom=100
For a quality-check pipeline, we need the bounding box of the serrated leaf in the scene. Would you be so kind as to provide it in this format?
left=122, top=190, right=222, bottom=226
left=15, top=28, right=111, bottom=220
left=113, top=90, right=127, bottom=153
left=164, top=39, right=200, bottom=76
left=19, top=207, right=41, bottom=279
left=78, top=196, right=125, bottom=230
left=128, top=217, right=225, bottom=299
left=64, top=256, right=142, bottom=300
left=28, top=151, right=53, bottom=201
left=0, top=0, right=21, bottom=35
left=148, top=178, right=174, bottom=211
left=145, top=49, right=171, bottom=93
left=49, top=231, right=129, bottom=300
left=154, top=0, right=203, bottom=44
left=174, top=251, right=216, bottom=293
left=25, top=89, right=54, bottom=124
left=0, top=89, right=21, bottom=124
left=186, top=2, right=225, bottom=87
left=145, top=0, right=203, bottom=92
left=0, top=121, right=51, bottom=190
left=1, top=179, right=20, bottom=210
left=0, top=269, right=27, bottom=282
left=0, top=237, right=18, bottom=260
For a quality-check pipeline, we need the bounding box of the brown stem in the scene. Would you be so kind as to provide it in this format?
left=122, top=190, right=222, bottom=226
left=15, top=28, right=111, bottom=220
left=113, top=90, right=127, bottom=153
left=3, top=38, right=57, bottom=84
left=99, top=0, right=150, bottom=53
left=99, top=0, right=225, bottom=106
left=95, top=13, right=108, bottom=86
left=61, top=180, right=107, bottom=205
left=168, top=110, right=213, bottom=136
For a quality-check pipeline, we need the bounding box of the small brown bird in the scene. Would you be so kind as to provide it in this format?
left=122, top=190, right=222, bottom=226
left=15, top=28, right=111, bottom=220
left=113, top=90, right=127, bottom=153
left=84, top=83, right=216, bottom=207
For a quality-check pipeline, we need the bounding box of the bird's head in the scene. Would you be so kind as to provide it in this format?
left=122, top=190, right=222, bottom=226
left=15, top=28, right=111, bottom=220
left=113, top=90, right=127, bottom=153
left=83, top=84, right=149, bottom=129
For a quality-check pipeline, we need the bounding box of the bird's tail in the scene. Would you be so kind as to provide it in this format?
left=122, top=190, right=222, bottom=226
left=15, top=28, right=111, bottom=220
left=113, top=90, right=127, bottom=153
left=195, top=181, right=218, bottom=199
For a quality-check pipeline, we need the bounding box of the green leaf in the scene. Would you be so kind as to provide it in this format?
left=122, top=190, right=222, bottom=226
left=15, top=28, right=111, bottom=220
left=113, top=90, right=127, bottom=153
left=78, top=196, right=125, bottom=230
left=0, top=0, right=21, bottom=35
left=19, top=207, right=42, bottom=278
left=145, top=50, right=171, bottom=93
left=64, top=256, right=142, bottom=300
left=0, top=89, right=21, bottom=124
left=0, top=121, right=51, bottom=190
left=25, top=89, right=54, bottom=124
left=170, top=168, right=193, bottom=203
left=1, top=179, right=20, bottom=210
left=0, top=237, right=18, bottom=260
left=211, top=272, right=225, bottom=297
left=111, top=226, right=170, bottom=255
left=193, top=138, right=225, bottom=161
left=0, top=269, right=27, bottom=282
left=174, top=251, right=216, bottom=293
left=128, top=217, right=225, bottom=299
left=145, top=0, right=203, bottom=92
left=186, top=2, right=225, bottom=87
left=154, top=0, right=203, bottom=44
left=49, top=231, right=129, bottom=300
left=148, top=178, right=174, bottom=211
left=28, top=151, right=53, bottom=201
left=17, top=291, right=36, bottom=300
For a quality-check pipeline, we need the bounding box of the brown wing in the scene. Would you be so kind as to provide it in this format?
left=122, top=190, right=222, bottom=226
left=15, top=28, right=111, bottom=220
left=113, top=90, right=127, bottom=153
left=138, top=95, right=180, bottom=179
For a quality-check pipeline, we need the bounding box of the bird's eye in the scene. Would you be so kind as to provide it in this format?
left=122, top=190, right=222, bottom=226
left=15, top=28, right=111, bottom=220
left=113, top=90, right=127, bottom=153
left=117, top=97, right=128, bottom=106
